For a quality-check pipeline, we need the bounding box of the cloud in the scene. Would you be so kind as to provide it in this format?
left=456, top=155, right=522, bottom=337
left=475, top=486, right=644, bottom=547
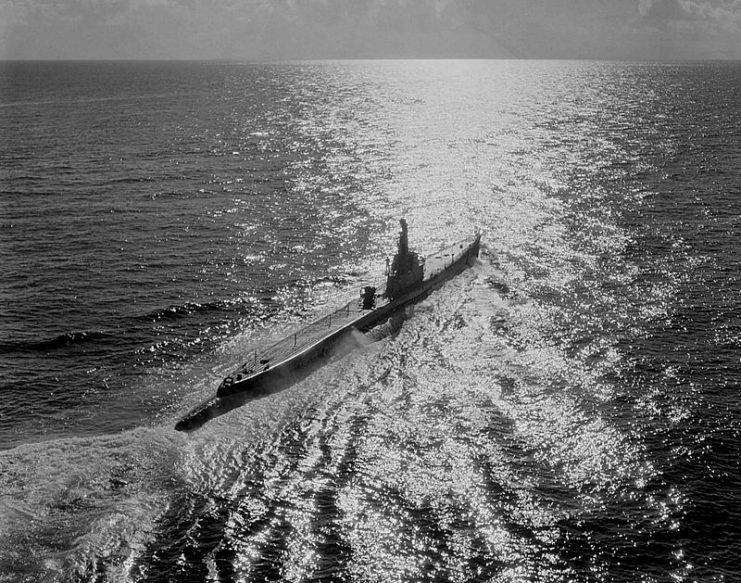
left=639, top=0, right=687, bottom=21
left=682, top=0, right=741, bottom=30
left=638, top=0, right=741, bottom=31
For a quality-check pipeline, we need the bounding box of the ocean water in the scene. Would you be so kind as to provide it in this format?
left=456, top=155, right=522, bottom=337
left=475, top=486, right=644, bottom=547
left=0, top=59, right=739, bottom=582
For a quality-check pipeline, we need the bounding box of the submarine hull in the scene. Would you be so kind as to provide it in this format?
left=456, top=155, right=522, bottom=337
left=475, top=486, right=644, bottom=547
left=175, top=232, right=480, bottom=431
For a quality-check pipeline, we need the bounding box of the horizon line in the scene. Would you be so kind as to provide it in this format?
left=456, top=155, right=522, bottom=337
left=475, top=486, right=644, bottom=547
left=3, top=56, right=741, bottom=64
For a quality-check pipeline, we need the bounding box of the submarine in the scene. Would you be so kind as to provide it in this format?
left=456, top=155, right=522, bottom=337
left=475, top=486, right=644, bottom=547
left=175, top=219, right=481, bottom=431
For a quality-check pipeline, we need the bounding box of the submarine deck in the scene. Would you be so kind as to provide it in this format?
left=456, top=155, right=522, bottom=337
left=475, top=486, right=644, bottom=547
left=225, top=237, right=475, bottom=384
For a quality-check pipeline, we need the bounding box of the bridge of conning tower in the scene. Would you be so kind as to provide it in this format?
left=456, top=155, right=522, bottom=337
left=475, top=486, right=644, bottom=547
left=385, top=218, right=424, bottom=300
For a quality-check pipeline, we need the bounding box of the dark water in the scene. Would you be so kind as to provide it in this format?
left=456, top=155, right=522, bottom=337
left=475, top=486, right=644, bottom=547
left=1, top=60, right=739, bottom=582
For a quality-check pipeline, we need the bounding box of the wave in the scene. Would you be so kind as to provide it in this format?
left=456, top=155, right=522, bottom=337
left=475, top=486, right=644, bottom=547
left=103, top=176, right=157, bottom=185
left=1, top=299, right=253, bottom=354
left=0, top=427, right=181, bottom=582
left=142, top=279, right=349, bottom=323
left=0, top=330, right=110, bottom=354
left=145, top=300, right=235, bottom=322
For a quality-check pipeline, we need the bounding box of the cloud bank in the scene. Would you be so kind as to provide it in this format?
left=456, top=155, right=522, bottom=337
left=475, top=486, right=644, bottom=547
left=1, top=0, right=740, bottom=60
left=640, top=0, right=741, bottom=30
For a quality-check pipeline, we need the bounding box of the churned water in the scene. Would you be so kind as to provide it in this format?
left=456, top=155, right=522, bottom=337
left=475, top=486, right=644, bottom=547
left=1, top=60, right=739, bottom=582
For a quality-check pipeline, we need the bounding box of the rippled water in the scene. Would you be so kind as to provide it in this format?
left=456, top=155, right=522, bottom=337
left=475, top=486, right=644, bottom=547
left=1, top=60, right=740, bottom=582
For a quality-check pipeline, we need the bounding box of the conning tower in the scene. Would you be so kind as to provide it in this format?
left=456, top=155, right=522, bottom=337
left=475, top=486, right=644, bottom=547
left=385, top=219, right=424, bottom=300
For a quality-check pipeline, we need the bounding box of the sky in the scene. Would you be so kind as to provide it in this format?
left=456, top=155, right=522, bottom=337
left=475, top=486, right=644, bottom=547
left=1, top=0, right=740, bottom=60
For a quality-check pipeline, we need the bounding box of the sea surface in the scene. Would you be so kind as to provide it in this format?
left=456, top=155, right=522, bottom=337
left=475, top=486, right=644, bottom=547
left=1, top=59, right=740, bottom=582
